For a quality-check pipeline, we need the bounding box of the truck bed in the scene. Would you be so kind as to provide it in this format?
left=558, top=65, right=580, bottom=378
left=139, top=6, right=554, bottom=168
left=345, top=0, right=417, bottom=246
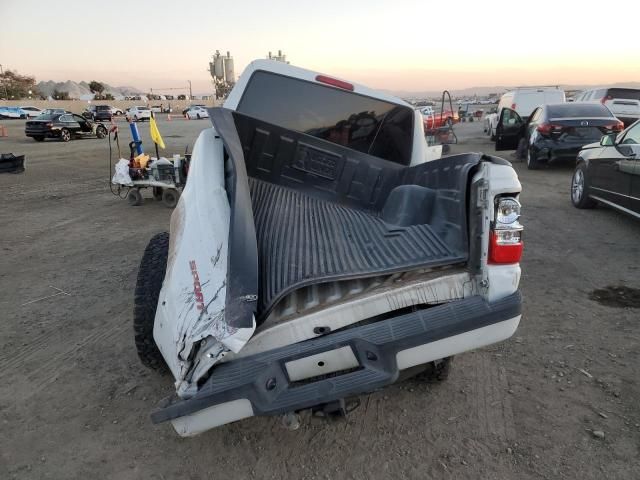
left=250, top=178, right=465, bottom=318
left=213, top=109, right=483, bottom=323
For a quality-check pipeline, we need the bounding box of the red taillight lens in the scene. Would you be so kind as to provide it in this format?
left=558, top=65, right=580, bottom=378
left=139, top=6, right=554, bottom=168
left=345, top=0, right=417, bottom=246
left=489, top=231, right=524, bottom=264
left=536, top=123, right=563, bottom=135
left=602, top=120, right=624, bottom=133
left=600, top=95, right=612, bottom=104
left=511, top=103, right=516, bottom=110
left=315, top=75, right=354, bottom=91
left=489, top=197, right=523, bottom=264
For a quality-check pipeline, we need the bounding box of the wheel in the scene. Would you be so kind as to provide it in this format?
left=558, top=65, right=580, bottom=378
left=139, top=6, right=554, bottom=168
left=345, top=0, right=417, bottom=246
left=197, top=113, right=201, bottom=120
left=571, top=163, right=597, bottom=209
left=133, top=232, right=169, bottom=372
left=134, top=115, right=138, bottom=122
left=152, top=187, right=163, bottom=201
left=526, top=145, right=541, bottom=170
left=127, top=189, right=144, bottom=206
left=33, top=136, right=45, bottom=142
left=96, top=125, right=107, bottom=139
left=60, top=128, right=71, bottom=142
left=162, top=188, right=180, bottom=208
left=414, top=357, right=453, bottom=382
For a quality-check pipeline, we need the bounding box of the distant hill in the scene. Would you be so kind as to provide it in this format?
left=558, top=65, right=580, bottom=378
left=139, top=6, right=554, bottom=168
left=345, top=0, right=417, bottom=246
left=36, top=80, right=144, bottom=99
left=386, top=81, right=640, bottom=100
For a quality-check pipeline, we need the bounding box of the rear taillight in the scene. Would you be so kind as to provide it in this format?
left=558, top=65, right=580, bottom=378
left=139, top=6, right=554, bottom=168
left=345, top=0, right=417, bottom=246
left=489, top=197, right=523, bottom=264
left=511, top=103, right=516, bottom=110
left=604, top=120, right=625, bottom=132
left=600, top=95, right=612, bottom=104
left=315, top=75, right=354, bottom=91
left=536, top=123, right=563, bottom=135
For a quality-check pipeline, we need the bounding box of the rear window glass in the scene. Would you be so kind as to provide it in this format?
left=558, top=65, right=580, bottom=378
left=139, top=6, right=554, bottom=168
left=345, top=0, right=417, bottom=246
left=547, top=104, right=612, bottom=118
left=607, top=88, right=640, bottom=100
left=237, top=70, right=414, bottom=165
left=96, top=106, right=110, bottom=110
left=37, top=114, right=57, bottom=120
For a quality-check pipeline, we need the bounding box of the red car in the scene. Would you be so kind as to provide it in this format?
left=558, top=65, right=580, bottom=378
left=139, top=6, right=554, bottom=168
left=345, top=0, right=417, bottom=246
left=419, top=106, right=459, bottom=132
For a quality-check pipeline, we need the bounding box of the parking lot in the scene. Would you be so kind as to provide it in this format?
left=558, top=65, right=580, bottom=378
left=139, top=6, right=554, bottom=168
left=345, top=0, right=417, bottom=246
left=1, top=116, right=638, bottom=479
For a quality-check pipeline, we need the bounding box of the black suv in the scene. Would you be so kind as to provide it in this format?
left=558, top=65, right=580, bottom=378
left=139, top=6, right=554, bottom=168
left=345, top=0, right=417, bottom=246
left=83, top=105, right=113, bottom=122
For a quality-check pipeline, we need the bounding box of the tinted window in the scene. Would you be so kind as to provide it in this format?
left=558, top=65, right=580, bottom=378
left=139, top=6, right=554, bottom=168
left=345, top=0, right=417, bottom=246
left=547, top=104, right=612, bottom=118
left=607, top=88, right=640, bottom=101
left=96, top=106, right=110, bottom=111
left=38, top=114, right=57, bottom=121
left=621, top=122, right=640, bottom=144
left=60, top=114, right=74, bottom=122
left=237, top=71, right=414, bottom=165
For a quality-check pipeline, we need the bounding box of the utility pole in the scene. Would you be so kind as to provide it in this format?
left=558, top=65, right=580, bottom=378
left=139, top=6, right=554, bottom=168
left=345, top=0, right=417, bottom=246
left=188, top=80, right=192, bottom=100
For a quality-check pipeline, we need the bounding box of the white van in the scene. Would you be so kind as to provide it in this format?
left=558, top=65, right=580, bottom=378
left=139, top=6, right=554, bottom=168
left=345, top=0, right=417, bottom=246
left=485, top=87, right=565, bottom=139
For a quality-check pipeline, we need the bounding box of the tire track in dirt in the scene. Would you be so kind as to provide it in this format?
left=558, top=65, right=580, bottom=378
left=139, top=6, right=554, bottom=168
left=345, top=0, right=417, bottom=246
left=470, top=353, right=515, bottom=441
left=0, top=313, right=129, bottom=405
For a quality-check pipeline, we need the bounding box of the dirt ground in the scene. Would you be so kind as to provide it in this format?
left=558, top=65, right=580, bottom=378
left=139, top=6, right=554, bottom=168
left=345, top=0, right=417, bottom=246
left=0, top=116, right=638, bottom=480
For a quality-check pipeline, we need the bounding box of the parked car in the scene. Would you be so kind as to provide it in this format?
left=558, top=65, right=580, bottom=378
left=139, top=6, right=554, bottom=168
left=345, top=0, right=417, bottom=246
left=25, top=113, right=108, bottom=142
left=126, top=106, right=151, bottom=122
left=150, top=105, right=172, bottom=113
left=184, top=105, right=209, bottom=119
left=107, top=105, right=124, bottom=116
left=83, top=105, right=113, bottom=122
left=571, top=120, right=640, bottom=216
left=494, top=103, right=624, bottom=169
left=0, top=107, right=28, bottom=119
left=574, top=87, right=640, bottom=127
left=134, top=59, right=524, bottom=436
left=419, top=106, right=459, bottom=130
left=19, top=106, right=43, bottom=118
left=485, top=87, right=566, bottom=140
left=182, top=104, right=207, bottom=116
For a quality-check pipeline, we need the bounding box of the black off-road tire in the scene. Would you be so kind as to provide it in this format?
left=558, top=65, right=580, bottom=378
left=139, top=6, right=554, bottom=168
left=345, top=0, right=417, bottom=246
left=134, top=232, right=170, bottom=372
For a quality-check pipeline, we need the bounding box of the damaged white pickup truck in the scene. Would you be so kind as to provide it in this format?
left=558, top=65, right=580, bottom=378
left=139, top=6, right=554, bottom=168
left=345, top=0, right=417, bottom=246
left=134, top=59, right=524, bottom=436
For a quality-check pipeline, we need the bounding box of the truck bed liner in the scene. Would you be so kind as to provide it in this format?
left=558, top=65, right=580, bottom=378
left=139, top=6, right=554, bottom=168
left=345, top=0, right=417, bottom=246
left=250, top=178, right=465, bottom=317
left=210, top=108, right=483, bottom=323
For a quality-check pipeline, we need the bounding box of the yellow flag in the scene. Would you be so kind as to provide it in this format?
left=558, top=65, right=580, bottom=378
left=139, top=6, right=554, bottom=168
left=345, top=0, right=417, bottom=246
left=149, top=116, right=165, bottom=149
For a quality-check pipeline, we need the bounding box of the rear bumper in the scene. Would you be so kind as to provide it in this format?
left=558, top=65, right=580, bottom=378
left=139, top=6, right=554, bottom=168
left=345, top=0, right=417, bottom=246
left=533, top=140, right=592, bottom=163
left=152, top=291, right=522, bottom=436
left=25, top=129, right=59, bottom=138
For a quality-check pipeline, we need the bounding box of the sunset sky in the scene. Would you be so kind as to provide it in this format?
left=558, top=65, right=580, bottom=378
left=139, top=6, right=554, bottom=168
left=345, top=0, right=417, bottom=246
left=1, top=0, right=638, bottom=94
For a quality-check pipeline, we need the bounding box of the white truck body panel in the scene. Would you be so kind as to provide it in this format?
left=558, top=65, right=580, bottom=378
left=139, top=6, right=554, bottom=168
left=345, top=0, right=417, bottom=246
left=153, top=128, right=254, bottom=395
